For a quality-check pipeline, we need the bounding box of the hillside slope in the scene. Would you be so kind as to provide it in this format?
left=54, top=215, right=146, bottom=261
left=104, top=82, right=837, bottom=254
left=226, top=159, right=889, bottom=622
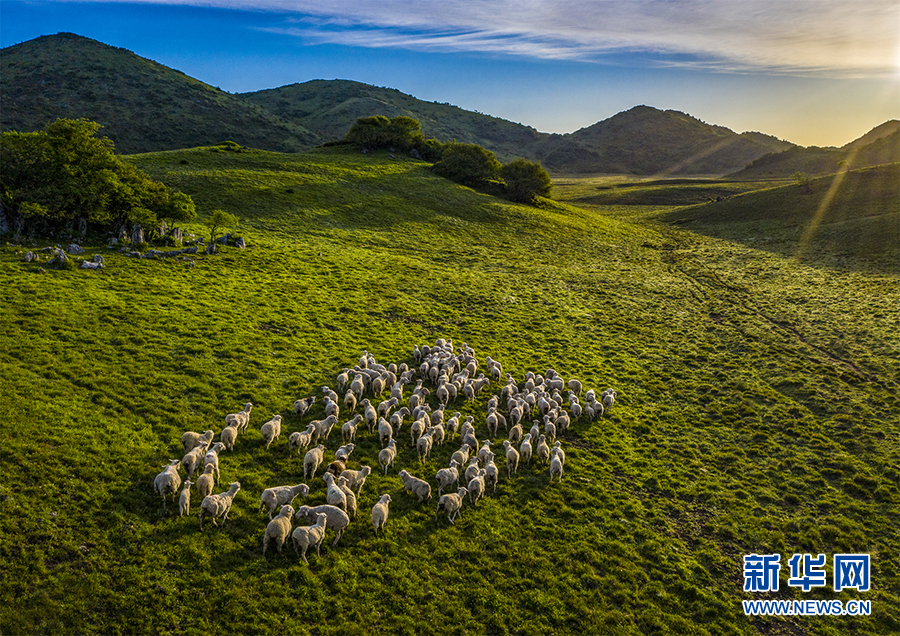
left=0, top=33, right=320, bottom=153
left=2, top=146, right=898, bottom=635
left=662, top=163, right=900, bottom=270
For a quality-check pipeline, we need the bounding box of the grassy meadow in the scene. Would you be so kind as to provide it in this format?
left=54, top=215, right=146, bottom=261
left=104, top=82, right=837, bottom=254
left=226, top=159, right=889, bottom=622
left=1, top=146, right=898, bottom=635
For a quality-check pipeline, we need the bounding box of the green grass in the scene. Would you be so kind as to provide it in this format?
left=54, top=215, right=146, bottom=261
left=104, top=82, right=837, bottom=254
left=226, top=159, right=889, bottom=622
left=2, top=146, right=898, bottom=635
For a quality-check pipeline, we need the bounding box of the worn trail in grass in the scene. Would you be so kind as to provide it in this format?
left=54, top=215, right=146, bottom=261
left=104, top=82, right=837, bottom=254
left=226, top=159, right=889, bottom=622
left=1, top=147, right=897, bottom=635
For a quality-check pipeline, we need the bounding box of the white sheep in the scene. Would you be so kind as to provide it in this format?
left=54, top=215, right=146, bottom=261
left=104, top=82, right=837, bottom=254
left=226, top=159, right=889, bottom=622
left=293, top=396, right=315, bottom=417
left=263, top=505, right=294, bottom=556
left=181, top=429, right=214, bottom=454
left=371, top=494, right=392, bottom=536
left=484, top=452, right=499, bottom=493
left=378, top=438, right=398, bottom=474
left=435, top=460, right=461, bottom=496
left=291, top=512, right=328, bottom=563
left=550, top=454, right=564, bottom=482
left=435, top=487, right=468, bottom=525
left=323, top=473, right=347, bottom=511
left=199, top=482, right=241, bottom=529
left=220, top=424, right=239, bottom=451
left=294, top=505, right=350, bottom=547
left=450, top=443, right=472, bottom=469
left=464, top=457, right=481, bottom=484
left=544, top=417, right=556, bottom=444
left=467, top=470, right=487, bottom=508
left=310, top=415, right=338, bottom=445
left=378, top=417, right=394, bottom=447
left=536, top=434, right=551, bottom=466
left=341, top=414, right=362, bottom=442
left=181, top=445, right=206, bottom=480
left=519, top=433, right=533, bottom=466
left=529, top=421, right=542, bottom=444
left=337, top=369, right=351, bottom=393
left=303, top=444, right=326, bottom=480
left=416, top=428, right=434, bottom=463
left=259, top=484, right=309, bottom=519
left=224, top=402, right=253, bottom=432
left=288, top=424, right=316, bottom=455
left=508, top=422, right=523, bottom=445
left=196, top=464, right=216, bottom=500
left=336, top=476, right=358, bottom=518
left=339, top=466, right=372, bottom=496
left=398, top=470, right=432, bottom=503
left=334, top=443, right=355, bottom=463
left=178, top=480, right=193, bottom=516
left=503, top=440, right=519, bottom=478
left=321, top=385, right=338, bottom=404
left=602, top=389, right=617, bottom=411
left=362, top=399, right=377, bottom=433
left=153, top=459, right=182, bottom=509
left=203, top=442, right=225, bottom=484
left=324, top=398, right=340, bottom=419
left=551, top=441, right=566, bottom=468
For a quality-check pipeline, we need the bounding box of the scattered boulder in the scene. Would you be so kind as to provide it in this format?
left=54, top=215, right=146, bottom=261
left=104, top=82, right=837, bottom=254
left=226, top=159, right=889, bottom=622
left=410, top=148, right=422, bottom=160
left=47, top=248, right=69, bottom=269
left=131, top=226, right=144, bottom=245
left=92, top=254, right=104, bottom=265
left=143, top=250, right=163, bottom=259
left=215, top=234, right=230, bottom=245
left=235, top=237, right=245, bottom=249
left=172, top=227, right=183, bottom=245
left=206, top=243, right=218, bottom=255
left=66, top=243, right=85, bottom=255
left=80, top=260, right=102, bottom=270
left=24, top=251, right=35, bottom=263
left=182, top=246, right=198, bottom=255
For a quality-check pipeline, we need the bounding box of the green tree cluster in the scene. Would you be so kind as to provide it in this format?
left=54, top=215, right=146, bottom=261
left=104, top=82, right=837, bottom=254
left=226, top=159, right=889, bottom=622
left=434, top=144, right=552, bottom=203
left=1, top=118, right=195, bottom=237
left=343, top=115, right=444, bottom=161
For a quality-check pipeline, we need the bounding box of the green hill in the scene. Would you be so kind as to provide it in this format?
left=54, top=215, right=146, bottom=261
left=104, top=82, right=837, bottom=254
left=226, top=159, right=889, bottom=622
left=539, top=106, right=795, bottom=175
left=2, top=145, right=898, bottom=635
left=241, top=79, right=545, bottom=162
left=661, top=163, right=900, bottom=271
left=0, top=33, right=320, bottom=154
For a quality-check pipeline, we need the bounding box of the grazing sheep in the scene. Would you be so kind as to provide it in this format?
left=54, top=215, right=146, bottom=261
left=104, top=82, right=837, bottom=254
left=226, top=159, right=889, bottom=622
left=343, top=389, right=358, bottom=414
left=464, top=457, right=481, bottom=484
left=220, top=424, right=239, bottom=451
left=435, top=460, right=461, bottom=496
left=544, top=417, right=556, bottom=444
left=178, top=480, right=194, bottom=516
left=416, top=428, right=434, bottom=463
left=321, top=386, right=338, bottom=404
left=585, top=388, right=596, bottom=404
left=378, top=417, right=394, bottom=447
left=310, top=415, right=338, bottom=445
left=334, top=443, right=355, bottom=463
left=450, top=443, right=472, bottom=469
left=555, top=411, right=570, bottom=435
left=259, top=484, right=310, bottom=519
left=389, top=407, right=410, bottom=434
left=336, top=369, right=351, bottom=393
left=263, top=505, right=294, bottom=556
left=336, top=476, right=357, bottom=518
left=203, top=442, right=225, bottom=484
left=529, top=421, right=542, bottom=444
left=339, top=466, right=372, bottom=496
left=196, top=464, right=216, bottom=500
left=536, top=434, right=551, bottom=466
left=304, top=445, right=326, bottom=480
left=378, top=439, right=398, bottom=474
left=519, top=433, right=533, bottom=466
left=350, top=374, right=366, bottom=400
left=260, top=415, right=283, bottom=450
left=181, top=429, right=214, bottom=454
left=293, top=396, right=315, bottom=417
left=371, top=494, right=392, bottom=536
left=199, top=482, right=241, bottom=530
left=341, top=414, right=363, bottom=443
left=467, top=470, right=486, bottom=508
left=224, top=402, right=253, bottom=432
left=586, top=400, right=604, bottom=421
left=399, top=470, right=432, bottom=503
left=435, top=487, right=468, bottom=525
left=570, top=402, right=583, bottom=421
left=409, top=416, right=428, bottom=446
left=550, top=454, right=564, bottom=482
left=288, top=424, right=316, bottom=455
left=508, top=422, right=523, bottom=445
left=362, top=400, right=377, bottom=433
left=503, top=440, right=519, bottom=478
left=294, top=505, right=350, bottom=547
left=291, top=512, right=328, bottom=563
left=323, top=473, right=347, bottom=511
left=327, top=461, right=346, bottom=480
left=486, top=408, right=501, bottom=439
left=154, top=459, right=182, bottom=509
left=181, top=445, right=206, bottom=480
left=377, top=397, right=399, bottom=420
left=484, top=452, right=499, bottom=493
left=602, top=389, right=617, bottom=411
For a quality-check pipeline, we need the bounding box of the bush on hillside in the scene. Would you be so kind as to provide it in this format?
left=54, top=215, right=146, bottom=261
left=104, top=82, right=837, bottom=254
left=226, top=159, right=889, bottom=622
left=501, top=158, right=553, bottom=203
left=433, top=143, right=502, bottom=188
left=0, top=118, right=195, bottom=238
left=344, top=115, right=444, bottom=160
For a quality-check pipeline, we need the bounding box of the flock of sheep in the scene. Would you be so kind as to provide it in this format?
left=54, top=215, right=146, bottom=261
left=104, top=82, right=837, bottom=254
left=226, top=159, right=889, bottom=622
left=153, top=339, right=617, bottom=563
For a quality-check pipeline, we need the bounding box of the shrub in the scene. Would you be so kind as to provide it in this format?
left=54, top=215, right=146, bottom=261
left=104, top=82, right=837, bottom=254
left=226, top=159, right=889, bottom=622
left=433, top=143, right=502, bottom=188
left=205, top=209, right=238, bottom=243
left=501, top=159, right=552, bottom=203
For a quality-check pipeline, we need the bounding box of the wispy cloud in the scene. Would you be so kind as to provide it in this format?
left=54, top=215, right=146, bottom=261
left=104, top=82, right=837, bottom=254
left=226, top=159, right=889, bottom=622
left=75, top=0, right=900, bottom=75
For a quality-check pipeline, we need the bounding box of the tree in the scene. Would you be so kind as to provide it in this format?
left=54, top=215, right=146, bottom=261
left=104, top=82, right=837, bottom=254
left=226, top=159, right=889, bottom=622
left=0, top=118, right=195, bottom=237
left=432, top=143, right=502, bottom=187
left=501, top=159, right=552, bottom=203
left=794, top=171, right=812, bottom=194
left=205, top=209, right=237, bottom=243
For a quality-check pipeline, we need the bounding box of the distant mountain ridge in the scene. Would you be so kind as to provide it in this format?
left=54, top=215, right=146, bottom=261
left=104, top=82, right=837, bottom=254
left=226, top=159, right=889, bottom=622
left=2, top=33, right=897, bottom=177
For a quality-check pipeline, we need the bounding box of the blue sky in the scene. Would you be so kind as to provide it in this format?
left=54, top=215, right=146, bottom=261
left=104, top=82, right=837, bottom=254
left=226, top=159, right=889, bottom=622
left=2, top=0, right=898, bottom=147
